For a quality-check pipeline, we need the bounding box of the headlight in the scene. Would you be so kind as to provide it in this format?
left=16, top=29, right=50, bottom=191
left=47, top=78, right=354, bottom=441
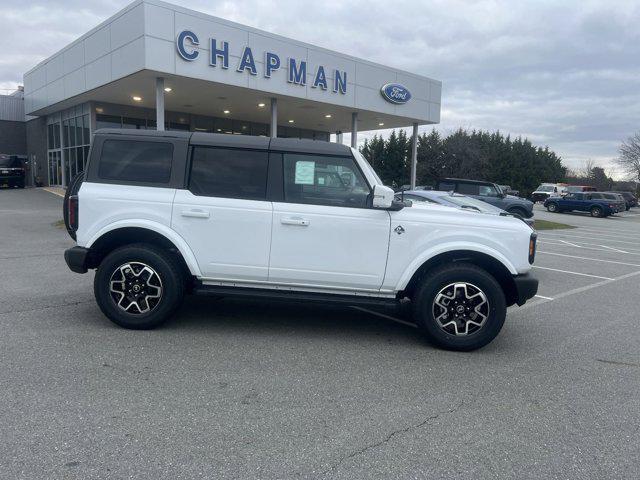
left=529, top=233, right=537, bottom=264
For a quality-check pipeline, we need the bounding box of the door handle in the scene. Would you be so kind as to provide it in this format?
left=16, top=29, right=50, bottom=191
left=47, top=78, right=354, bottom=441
left=181, top=209, right=210, bottom=219
left=281, top=217, right=310, bottom=226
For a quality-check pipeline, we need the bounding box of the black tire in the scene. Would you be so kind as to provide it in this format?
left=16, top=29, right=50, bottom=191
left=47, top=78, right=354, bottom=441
left=546, top=202, right=559, bottom=213
left=412, top=263, right=507, bottom=351
left=590, top=206, right=603, bottom=218
left=94, top=243, right=185, bottom=329
left=507, top=207, right=527, bottom=218
left=63, top=172, right=84, bottom=240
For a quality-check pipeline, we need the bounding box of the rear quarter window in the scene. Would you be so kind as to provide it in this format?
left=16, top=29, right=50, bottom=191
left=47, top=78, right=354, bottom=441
left=98, top=140, right=173, bottom=183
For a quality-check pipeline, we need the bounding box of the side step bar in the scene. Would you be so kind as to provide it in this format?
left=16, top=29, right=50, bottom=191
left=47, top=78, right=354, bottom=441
left=192, top=284, right=402, bottom=309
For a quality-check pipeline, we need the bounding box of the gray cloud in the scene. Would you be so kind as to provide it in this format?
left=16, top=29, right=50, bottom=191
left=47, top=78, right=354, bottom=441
left=1, top=0, right=638, bottom=176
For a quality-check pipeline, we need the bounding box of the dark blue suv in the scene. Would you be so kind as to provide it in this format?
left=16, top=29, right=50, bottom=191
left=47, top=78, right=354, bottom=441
left=544, top=192, right=615, bottom=217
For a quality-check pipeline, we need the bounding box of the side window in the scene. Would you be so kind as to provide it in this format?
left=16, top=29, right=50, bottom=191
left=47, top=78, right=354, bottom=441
left=189, top=147, right=268, bottom=200
left=457, top=183, right=480, bottom=195
left=98, top=140, right=173, bottom=183
left=282, top=154, right=370, bottom=208
left=478, top=185, right=497, bottom=196
left=440, top=182, right=455, bottom=191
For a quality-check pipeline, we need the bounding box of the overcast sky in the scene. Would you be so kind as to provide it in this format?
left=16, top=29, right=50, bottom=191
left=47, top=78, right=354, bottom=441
left=1, top=0, right=639, bottom=176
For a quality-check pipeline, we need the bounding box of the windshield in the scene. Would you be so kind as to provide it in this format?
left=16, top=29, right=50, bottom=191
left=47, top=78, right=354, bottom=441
left=352, top=149, right=383, bottom=185
left=536, top=185, right=554, bottom=192
left=0, top=157, right=20, bottom=168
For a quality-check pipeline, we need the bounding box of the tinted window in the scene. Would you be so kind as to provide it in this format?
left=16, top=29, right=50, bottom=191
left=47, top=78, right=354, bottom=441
left=590, top=193, right=603, bottom=199
left=457, top=183, right=480, bottom=195
left=282, top=154, right=370, bottom=208
left=189, top=147, right=268, bottom=200
left=98, top=140, right=172, bottom=183
left=439, top=182, right=455, bottom=191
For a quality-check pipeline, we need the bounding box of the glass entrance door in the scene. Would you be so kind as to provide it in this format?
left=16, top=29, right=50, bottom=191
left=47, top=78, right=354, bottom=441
left=48, top=151, right=62, bottom=186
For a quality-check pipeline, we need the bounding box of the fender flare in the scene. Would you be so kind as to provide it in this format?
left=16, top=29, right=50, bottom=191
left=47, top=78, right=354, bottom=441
left=395, top=242, right=518, bottom=291
left=85, top=220, right=202, bottom=277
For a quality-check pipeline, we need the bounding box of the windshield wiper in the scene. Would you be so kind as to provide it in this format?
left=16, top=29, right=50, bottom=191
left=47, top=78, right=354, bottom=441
left=460, top=205, right=482, bottom=212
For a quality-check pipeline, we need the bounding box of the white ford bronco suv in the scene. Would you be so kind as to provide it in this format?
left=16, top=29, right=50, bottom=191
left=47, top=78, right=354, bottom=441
left=63, top=129, right=538, bottom=351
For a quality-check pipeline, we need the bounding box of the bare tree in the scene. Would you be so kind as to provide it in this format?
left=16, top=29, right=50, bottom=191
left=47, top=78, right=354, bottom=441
left=617, top=132, right=640, bottom=181
left=582, top=158, right=595, bottom=178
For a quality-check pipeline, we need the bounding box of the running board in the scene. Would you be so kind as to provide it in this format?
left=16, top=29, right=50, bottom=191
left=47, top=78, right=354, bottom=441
left=192, top=284, right=402, bottom=308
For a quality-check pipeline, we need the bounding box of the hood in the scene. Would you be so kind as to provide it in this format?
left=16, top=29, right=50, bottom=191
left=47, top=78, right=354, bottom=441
left=402, top=202, right=531, bottom=232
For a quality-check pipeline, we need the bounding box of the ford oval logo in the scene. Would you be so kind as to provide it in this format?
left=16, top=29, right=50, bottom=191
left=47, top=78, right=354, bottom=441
left=381, top=83, right=412, bottom=104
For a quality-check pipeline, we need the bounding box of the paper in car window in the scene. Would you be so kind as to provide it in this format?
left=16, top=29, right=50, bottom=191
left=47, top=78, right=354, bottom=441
left=294, top=161, right=315, bottom=185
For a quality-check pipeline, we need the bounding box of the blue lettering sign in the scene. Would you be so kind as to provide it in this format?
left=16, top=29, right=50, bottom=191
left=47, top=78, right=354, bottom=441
left=265, top=52, right=280, bottom=78
left=312, top=66, right=328, bottom=90
left=176, top=30, right=348, bottom=95
left=380, top=83, right=411, bottom=104
left=333, top=70, right=347, bottom=94
left=176, top=30, right=199, bottom=61
left=210, top=39, right=229, bottom=69
left=288, top=58, right=307, bottom=85
left=237, top=46, right=257, bottom=75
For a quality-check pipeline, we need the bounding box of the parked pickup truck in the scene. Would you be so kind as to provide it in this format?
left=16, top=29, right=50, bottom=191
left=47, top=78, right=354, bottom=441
left=544, top=192, right=615, bottom=217
left=63, top=129, right=538, bottom=351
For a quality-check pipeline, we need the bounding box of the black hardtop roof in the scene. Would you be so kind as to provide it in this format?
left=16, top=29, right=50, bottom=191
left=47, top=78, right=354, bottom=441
left=93, top=128, right=352, bottom=156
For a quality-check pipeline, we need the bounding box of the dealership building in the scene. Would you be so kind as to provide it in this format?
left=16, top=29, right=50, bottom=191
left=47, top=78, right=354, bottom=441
left=2, top=0, right=441, bottom=187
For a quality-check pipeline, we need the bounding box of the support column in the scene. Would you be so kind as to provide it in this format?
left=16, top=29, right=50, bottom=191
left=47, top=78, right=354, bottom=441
left=155, top=77, right=165, bottom=131
left=336, top=131, right=343, bottom=144
left=410, top=122, right=418, bottom=189
left=270, top=98, right=278, bottom=138
left=351, top=112, right=358, bottom=148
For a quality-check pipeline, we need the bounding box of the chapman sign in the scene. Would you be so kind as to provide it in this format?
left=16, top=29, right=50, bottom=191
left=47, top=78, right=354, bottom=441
left=176, top=30, right=347, bottom=95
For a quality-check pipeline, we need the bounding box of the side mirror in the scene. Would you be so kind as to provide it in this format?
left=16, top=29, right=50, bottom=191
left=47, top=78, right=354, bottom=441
left=372, top=184, right=396, bottom=209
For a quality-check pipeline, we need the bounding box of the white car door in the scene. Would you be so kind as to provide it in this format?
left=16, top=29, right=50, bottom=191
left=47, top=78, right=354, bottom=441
left=269, top=152, right=391, bottom=291
left=171, top=145, right=272, bottom=281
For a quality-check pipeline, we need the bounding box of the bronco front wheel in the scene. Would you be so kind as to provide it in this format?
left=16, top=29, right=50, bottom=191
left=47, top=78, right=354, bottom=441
left=412, top=263, right=506, bottom=351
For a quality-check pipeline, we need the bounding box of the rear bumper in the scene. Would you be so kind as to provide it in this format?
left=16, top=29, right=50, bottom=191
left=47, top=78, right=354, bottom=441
left=513, top=273, right=538, bottom=306
left=64, top=246, right=90, bottom=274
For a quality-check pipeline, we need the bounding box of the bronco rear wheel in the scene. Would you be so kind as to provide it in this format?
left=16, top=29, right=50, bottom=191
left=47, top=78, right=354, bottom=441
left=412, top=263, right=506, bottom=351
left=590, top=206, right=603, bottom=217
left=94, top=243, right=184, bottom=329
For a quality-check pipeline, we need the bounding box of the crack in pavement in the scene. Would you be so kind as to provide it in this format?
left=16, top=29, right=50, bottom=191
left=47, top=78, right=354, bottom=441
left=596, top=358, right=640, bottom=368
left=320, top=399, right=466, bottom=476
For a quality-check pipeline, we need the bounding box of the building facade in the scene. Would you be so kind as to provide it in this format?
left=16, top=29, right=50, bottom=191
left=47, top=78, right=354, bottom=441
left=20, top=0, right=441, bottom=187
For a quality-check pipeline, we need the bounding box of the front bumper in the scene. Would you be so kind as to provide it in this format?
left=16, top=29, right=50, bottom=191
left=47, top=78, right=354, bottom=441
left=64, top=246, right=90, bottom=274
left=513, top=273, right=538, bottom=306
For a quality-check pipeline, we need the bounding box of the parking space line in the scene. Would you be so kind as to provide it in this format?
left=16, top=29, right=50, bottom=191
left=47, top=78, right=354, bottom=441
left=537, top=251, right=640, bottom=268
left=599, top=245, right=630, bottom=254
left=558, top=239, right=582, bottom=248
left=537, top=240, right=640, bottom=256
left=540, top=232, right=639, bottom=247
left=560, top=226, right=640, bottom=239
left=532, top=265, right=614, bottom=280
left=521, top=269, right=640, bottom=310
left=535, top=294, right=554, bottom=300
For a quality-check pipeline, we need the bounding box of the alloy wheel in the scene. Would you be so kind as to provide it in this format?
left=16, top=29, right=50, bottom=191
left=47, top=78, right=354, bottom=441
left=109, top=262, right=163, bottom=314
left=432, top=282, right=489, bottom=336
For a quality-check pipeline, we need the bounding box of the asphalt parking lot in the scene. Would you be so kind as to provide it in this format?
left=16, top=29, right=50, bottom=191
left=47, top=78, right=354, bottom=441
left=1, top=188, right=639, bottom=479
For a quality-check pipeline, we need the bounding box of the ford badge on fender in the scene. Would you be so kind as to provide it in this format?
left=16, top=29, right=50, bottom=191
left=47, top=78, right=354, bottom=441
left=381, top=83, right=412, bottom=104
